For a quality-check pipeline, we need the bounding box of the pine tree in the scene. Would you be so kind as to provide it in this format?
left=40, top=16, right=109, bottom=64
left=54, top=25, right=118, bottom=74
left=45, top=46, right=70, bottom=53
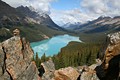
left=41, top=53, right=46, bottom=62
left=35, top=52, right=40, bottom=67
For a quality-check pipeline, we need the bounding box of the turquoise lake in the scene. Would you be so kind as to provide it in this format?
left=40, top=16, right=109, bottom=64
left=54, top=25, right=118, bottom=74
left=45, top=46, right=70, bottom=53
left=30, top=34, right=81, bottom=57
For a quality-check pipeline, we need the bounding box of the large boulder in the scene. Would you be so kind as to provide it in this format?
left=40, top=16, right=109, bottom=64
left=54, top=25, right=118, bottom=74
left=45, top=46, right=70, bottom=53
left=41, top=58, right=55, bottom=73
left=0, top=35, right=40, bottom=80
left=80, top=64, right=100, bottom=80
left=40, top=60, right=80, bottom=80
left=40, top=59, right=55, bottom=80
left=54, top=67, right=79, bottom=80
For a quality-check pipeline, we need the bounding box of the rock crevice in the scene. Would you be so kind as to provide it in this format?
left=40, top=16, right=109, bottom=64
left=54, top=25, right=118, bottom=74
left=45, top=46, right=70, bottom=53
left=0, top=36, right=40, bottom=80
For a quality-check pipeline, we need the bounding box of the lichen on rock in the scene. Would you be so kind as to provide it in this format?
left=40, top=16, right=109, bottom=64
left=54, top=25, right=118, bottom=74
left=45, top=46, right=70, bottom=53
left=0, top=29, right=40, bottom=80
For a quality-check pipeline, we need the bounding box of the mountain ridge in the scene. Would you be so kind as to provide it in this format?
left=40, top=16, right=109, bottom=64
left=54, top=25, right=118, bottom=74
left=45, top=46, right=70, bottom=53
left=16, top=6, right=65, bottom=31
left=74, top=16, right=120, bottom=33
left=0, top=0, right=68, bottom=42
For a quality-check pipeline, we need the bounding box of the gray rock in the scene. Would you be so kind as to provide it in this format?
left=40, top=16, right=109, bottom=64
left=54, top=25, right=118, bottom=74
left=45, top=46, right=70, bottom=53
left=108, top=32, right=120, bottom=45
left=41, top=58, right=55, bottom=73
left=0, top=36, right=40, bottom=80
left=80, top=71, right=99, bottom=80
left=41, top=59, right=55, bottom=80
left=54, top=67, right=79, bottom=80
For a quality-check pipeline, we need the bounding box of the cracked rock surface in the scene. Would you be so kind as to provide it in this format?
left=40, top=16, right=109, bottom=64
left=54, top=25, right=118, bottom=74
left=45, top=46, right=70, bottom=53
left=0, top=36, right=40, bottom=80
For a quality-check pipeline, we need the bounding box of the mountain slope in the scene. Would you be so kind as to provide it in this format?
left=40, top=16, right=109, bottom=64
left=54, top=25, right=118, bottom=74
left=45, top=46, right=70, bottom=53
left=0, top=0, right=67, bottom=42
left=74, top=16, right=120, bottom=33
left=62, top=22, right=81, bottom=30
left=0, top=0, right=24, bottom=18
left=16, top=6, right=66, bottom=31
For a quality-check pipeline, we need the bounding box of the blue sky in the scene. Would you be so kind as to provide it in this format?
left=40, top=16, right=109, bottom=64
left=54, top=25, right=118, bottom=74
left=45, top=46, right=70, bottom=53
left=51, top=0, right=81, bottom=10
left=2, top=0, right=120, bottom=26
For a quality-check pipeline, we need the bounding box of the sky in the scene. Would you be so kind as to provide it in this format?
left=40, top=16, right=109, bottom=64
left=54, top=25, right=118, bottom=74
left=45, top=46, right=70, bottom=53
left=2, top=0, right=120, bottom=26
left=51, top=0, right=81, bottom=10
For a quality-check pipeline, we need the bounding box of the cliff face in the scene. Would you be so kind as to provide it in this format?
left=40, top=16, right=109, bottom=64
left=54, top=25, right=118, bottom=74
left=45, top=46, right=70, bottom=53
left=0, top=36, right=40, bottom=80
left=95, top=32, right=120, bottom=80
left=104, top=32, right=120, bottom=69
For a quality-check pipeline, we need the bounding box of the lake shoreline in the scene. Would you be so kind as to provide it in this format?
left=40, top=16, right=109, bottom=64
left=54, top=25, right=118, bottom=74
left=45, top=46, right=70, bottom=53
left=30, top=34, right=81, bottom=57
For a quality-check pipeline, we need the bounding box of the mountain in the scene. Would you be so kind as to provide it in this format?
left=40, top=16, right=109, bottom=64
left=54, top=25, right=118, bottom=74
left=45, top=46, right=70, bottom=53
left=0, top=0, right=24, bottom=18
left=74, top=16, right=120, bottom=33
left=0, top=0, right=67, bottom=42
left=0, top=0, right=63, bottom=30
left=62, top=22, right=81, bottom=30
left=53, top=16, right=120, bottom=42
left=16, top=6, right=65, bottom=31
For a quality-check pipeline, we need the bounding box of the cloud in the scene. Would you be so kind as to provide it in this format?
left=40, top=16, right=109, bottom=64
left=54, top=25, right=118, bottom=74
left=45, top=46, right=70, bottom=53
left=27, top=0, right=56, bottom=14
left=2, top=0, right=120, bottom=26
left=109, top=0, right=120, bottom=9
left=2, top=0, right=56, bottom=14
left=81, top=0, right=120, bottom=17
left=81, top=0, right=109, bottom=14
left=50, top=9, right=94, bottom=26
left=50, top=0, right=120, bottom=26
left=2, top=0, right=29, bottom=7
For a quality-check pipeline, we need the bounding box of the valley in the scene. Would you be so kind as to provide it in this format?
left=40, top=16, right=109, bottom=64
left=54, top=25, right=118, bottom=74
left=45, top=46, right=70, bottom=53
left=0, top=0, right=120, bottom=80
left=0, top=0, right=68, bottom=42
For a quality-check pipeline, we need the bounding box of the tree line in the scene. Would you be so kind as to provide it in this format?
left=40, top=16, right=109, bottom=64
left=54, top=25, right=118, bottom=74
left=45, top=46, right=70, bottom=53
left=33, top=41, right=104, bottom=69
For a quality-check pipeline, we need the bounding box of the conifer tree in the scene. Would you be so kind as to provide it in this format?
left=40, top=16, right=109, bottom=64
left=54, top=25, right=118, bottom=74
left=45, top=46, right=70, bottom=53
left=41, top=53, right=46, bottom=62
left=35, top=52, right=39, bottom=67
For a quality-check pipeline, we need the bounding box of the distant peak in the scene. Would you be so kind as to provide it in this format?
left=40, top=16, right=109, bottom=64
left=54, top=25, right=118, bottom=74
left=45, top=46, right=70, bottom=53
left=17, top=5, right=30, bottom=10
left=97, top=16, right=111, bottom=20
left=28, top=6, right=37, bottom=12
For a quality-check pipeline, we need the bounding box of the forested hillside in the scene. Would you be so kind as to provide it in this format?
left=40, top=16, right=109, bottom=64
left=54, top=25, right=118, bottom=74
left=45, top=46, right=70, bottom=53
left=0, top=0, right=68, bottom=42
left=34, top=41, right=105, bottom=69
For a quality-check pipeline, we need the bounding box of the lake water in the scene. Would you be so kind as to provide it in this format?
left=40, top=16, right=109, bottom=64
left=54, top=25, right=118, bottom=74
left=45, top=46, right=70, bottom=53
left=30, top=34, right=81, bottom=57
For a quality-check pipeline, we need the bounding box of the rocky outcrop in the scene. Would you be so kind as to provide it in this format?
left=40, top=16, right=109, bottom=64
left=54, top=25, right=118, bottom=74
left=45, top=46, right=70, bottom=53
left=40, top=59, right=79, bottom=80
left=40, top=61, right=99, bottom=80
left=95, top=32, right=120, bottom=80
left=54, top=67, right=79, bottom=80
left=0, top=35, right=40, bottom=80
left=41, top=59, right=55, bottom=73
left=80, top=71, right=99, bottom=80
left=79, top=64, right=100, bottom=80
left=77, top=31, right=120, bottom=80
left=13, top=29, right=20, bottom=36
left=40, top=59, right=55, bottom=80
left=104, top=32, right=120, bottom=69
